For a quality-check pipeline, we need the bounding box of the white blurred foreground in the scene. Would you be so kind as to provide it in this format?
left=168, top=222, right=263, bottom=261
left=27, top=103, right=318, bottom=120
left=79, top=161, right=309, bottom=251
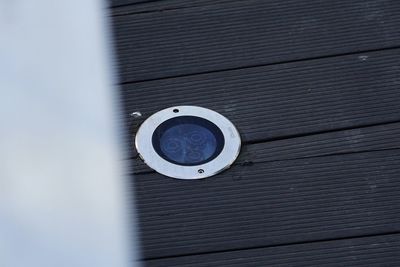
left=0, top=1, right=136, bottom=266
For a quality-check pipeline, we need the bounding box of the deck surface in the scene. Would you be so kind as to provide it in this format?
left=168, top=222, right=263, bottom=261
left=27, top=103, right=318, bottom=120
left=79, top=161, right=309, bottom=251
left=109, top=0, right=400, bottom=265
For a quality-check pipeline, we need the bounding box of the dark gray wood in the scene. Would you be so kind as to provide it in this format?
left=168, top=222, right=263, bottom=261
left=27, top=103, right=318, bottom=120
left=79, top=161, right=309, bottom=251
left=146, top=234, right=400, bottom=266
left=122, top=49, right=400, bottom=145
left=110, top=0, right=400, bottom=264
left=111, top=0, right=229, bottom=12
left=113, top=0, right=400, bottom=82
left=130, top=122, right=400, bottom=173
left=109, top=0, right=144, bottom=7
left=134, top=149, right=400, bottom=258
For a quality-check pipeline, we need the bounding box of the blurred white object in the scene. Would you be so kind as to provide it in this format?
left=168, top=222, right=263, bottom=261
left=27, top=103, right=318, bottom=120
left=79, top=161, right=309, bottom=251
left=0, top=1, right=136, bottom=266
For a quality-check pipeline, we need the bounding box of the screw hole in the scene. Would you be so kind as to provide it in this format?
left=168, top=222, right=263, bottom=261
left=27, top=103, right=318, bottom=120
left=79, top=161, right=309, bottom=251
left=198, top=169, right=204, bottom=174
left=173, top=109, right=179, bottom=113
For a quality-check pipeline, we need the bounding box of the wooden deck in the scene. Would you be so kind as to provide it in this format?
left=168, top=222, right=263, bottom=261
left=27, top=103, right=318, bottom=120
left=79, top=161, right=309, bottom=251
left=110, top=1, right=400, bottom=265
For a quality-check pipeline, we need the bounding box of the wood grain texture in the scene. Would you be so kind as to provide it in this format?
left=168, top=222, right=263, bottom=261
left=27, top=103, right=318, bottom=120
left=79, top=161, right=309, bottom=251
left=146, top=234, right=400, bottom=266
left=113, top=0, right=400, bottom=82
left=134, top=149, right=400, bottom=258
left=130, top=122, right=400, bottom=174
left=111, top=0, right=142, bottom=6
left=111, top=0, right=400, bottom=264
left=122, top=49, right=400, bottom=146
left=111, top=0, right=230, bottom=13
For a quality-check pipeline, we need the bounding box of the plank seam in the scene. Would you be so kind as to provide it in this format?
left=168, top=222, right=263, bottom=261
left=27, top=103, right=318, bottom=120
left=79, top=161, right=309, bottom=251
left=118, top=46, right=400, bottom=85
left=111, top=0, right=251, bottom=16
left=143, top=231, right=400, bottom=261
left=110, top=0, right=159, bottom=9
left=127, top=121, right=400, bottom=175
left=130, top=148, right=400, bottom=176
left=244, top=120, right=400, bottom=145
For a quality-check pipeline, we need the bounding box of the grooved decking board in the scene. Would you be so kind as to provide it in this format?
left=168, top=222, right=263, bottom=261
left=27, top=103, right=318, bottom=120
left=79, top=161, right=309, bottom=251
left=113, top=0, right=400, bottom=82
left=122, top=49, right=400, bottom=147
left=111, top=0, right=229, bottom=13
left=110, top=0, right=144, bottom=7
left=146, top=234, right=400, bottom=266
left=131, top=122, right=400, bottom=173
left=134, top=149, right=400, bottom=258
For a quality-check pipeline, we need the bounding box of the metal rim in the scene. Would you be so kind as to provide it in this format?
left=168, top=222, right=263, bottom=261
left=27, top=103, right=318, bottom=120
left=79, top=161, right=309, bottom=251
left=135, top=106, right=241, bottom=179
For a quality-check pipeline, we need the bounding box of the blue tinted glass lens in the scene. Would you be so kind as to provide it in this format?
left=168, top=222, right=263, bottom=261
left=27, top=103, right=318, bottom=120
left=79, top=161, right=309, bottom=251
left=160, top=124, right=216, bottom=165
left=152, top=116, right=225, bottom=166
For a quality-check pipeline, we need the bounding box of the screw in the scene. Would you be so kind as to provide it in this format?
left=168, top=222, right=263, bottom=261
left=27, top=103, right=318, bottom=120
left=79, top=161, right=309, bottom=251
left=198, top=169, right=204, bottom=174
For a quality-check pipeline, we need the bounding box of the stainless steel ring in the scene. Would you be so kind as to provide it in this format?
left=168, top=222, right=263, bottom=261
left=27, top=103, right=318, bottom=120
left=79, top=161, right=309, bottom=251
left=135, top=106, right=241, bottom=179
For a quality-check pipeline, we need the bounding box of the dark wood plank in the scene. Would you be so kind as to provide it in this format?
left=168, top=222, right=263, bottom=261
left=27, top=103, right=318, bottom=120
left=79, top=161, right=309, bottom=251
left=134, top=149, right=400, bottom=258
left=131, top=122, right=400, bottom=173
left=146, top=234, right=400, bottom=266
left=113, top=0, right=400, bottom=82
left=110, top=0, right=229, bottom=12
left=110, top=0, right=144, bottom=7
left=112, top=0, right=400, bottom=264
left=123, top=49, right=400, bottom=146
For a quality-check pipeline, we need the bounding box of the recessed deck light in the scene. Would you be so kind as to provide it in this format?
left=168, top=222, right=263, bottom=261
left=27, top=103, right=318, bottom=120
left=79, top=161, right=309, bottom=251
left=135, top=106, right=241, bottom=179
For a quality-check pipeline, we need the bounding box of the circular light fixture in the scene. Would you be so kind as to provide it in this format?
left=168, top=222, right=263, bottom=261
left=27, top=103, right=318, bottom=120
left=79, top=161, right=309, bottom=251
left=135, top=106, right=241, bottom=179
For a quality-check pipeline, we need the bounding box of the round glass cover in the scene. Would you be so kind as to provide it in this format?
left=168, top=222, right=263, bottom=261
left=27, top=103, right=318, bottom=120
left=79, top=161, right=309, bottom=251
left=152, top=116, right=225, bottom=166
